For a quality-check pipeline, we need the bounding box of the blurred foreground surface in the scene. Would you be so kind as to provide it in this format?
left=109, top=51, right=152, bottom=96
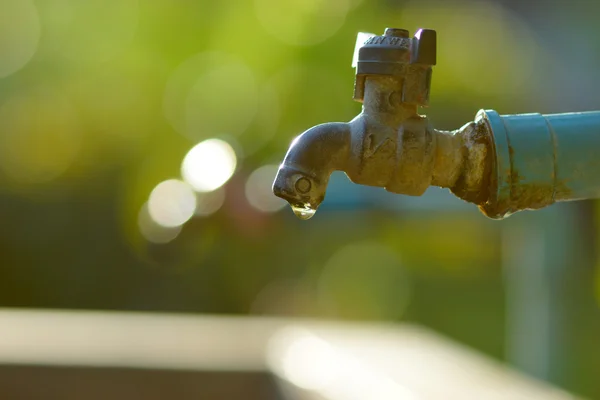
left=0, top=309, right=580, bottom=400
left=1, top=0, right=600, bottom=398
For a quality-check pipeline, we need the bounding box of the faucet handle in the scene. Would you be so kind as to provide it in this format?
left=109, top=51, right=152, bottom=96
left=352, top=27, right=436, bottom=106
left=402, top=29, right=437, bottom=106
left=351, top=32, right=376, bottom=69
left=411, top=29, right=437, bottom=65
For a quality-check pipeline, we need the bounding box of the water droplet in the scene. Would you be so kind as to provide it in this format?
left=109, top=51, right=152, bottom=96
left=291, top=204, right=316, bottom=220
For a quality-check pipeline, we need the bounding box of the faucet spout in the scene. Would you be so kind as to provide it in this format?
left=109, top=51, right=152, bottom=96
left=273, top=122, right=351, bottom=216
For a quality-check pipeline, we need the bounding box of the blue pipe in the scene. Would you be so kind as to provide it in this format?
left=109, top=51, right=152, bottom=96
left=479, top=110, right=600, bottom=219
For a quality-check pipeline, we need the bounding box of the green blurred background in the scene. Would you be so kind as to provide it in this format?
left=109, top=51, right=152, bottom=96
left=1, top=0, right=600, bottom=397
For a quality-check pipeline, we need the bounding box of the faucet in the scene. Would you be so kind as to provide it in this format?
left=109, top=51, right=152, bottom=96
left=272, top=27, right=600, bottom=220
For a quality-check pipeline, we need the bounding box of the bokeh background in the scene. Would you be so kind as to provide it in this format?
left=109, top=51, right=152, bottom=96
left=1, top=0, right=600, bottom=397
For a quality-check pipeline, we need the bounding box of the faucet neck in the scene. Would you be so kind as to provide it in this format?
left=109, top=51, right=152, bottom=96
left=287, top=122, right=351, bottom=177
left=280, top=122, right=352, bottom=188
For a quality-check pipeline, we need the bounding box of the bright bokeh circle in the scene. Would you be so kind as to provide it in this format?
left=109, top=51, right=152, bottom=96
left=0, top=0, right=40, bottom=77
left=181, top=139, right=237, bottom=193
left=148, top=179, right=197, bottom=228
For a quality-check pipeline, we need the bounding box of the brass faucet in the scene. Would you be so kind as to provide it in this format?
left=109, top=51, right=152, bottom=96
left=272, top=27, right=600, bottom=220
left=273, top=28, right=490, bottom=219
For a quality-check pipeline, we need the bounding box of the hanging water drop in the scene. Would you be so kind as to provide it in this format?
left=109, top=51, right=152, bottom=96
left=291, top=204, right=316, bottom=220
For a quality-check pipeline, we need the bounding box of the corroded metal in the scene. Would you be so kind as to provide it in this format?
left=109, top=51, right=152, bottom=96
left=273, top=27, right=600, bottom=220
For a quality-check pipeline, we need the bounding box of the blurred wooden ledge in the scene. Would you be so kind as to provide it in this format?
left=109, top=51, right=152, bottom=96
left=0, top=309, right=582, bottom=400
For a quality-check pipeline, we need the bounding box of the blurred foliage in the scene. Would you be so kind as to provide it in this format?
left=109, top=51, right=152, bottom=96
left=2, top=0, right=600, bottom=398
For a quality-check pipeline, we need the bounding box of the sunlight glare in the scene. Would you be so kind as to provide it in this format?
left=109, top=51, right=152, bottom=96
left=148, top=179, right=197, bottom=228
left=181, top=139, right=237, bottom=192
left=245, top=164, right=286, bottom=213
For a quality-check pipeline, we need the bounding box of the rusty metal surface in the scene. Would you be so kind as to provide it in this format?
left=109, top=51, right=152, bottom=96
left=443, top=117, right=492, bottom=205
